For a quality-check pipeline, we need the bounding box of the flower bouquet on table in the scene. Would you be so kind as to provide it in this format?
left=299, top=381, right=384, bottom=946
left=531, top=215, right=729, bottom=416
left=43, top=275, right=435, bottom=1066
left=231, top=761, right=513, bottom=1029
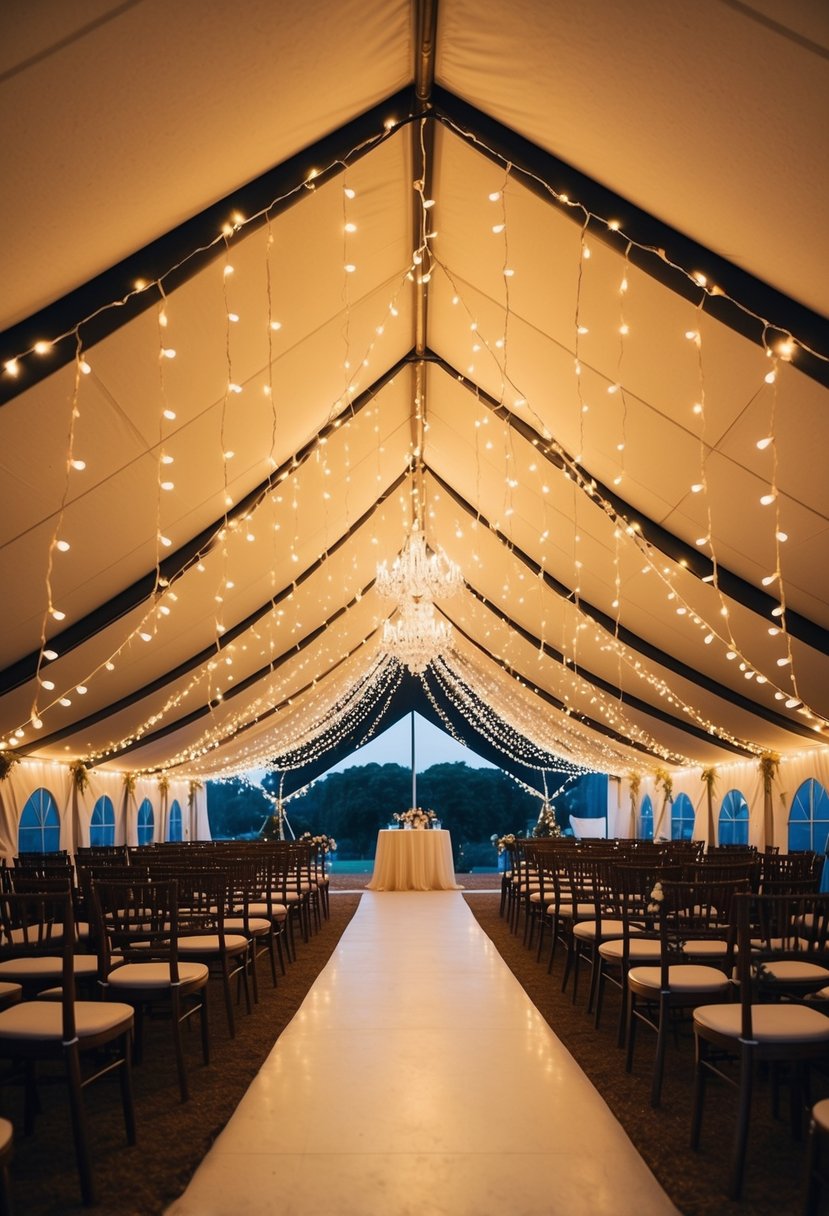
left=393, top=808, right=438, bottom=830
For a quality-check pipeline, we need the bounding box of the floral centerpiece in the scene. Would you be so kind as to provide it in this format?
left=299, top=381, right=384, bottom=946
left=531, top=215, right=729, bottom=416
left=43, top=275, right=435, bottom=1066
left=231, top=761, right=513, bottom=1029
left=301, top=831, right=338, bottom=853
left=494, top=833, right=517, bottom=855
left=393, top=808, right=438, bottom=830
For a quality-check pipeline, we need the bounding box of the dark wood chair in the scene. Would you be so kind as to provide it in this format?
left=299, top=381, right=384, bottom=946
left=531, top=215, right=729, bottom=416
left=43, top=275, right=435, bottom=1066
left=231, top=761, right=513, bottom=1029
left=692, top=891, right=829, bottom=1199
left=0, top=889, right=135, bottom=1206
left=92, top=877, right=209, bottom=1103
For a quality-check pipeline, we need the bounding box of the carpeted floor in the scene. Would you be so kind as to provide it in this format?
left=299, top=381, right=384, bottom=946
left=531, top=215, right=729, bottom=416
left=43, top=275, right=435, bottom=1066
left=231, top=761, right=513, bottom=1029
left=464, top=892, right=829, bottom=1216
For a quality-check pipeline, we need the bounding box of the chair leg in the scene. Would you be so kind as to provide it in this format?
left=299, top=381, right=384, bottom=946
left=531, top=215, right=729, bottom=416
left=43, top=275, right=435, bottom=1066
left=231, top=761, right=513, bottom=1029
left=119, top=1030, right=136, bottom=1146
left=199, top=991, right=210, bottom=1066
left=729, top=1044, right=754, bottom=1200
left=625, top=989, right=638, bottom=1074
left=171, top=989, right=190, bottom=1103
left=651, top=995, right=669, bottom=1108
left=804, top=1111, right=823, bottom=1216
left=691, top=1034, right=707, bottom=1149
left=65, top=1044, right=95, bottom=1206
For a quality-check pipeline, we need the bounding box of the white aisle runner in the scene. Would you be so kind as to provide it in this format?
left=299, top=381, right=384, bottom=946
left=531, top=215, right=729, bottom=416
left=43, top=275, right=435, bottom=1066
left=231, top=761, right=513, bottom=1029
left=169, top=892, right=678, bottom=1216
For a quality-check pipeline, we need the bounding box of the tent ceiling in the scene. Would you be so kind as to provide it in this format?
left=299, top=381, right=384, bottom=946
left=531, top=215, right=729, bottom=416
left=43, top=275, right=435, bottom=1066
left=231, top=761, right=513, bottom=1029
left=1, top=0, right=827, bottom=787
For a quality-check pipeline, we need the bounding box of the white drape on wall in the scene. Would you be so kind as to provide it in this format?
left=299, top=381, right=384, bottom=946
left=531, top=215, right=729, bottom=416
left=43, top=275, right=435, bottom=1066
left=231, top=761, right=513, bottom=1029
left=0, top=763, right=205, bottom=858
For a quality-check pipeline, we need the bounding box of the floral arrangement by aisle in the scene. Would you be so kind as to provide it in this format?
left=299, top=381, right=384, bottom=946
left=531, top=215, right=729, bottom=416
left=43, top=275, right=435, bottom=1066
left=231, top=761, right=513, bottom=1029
left=393, top=808, right=438, bottom=829
left=494, top=833, right=517, bottom=854
left=300, top=831, right=338, bottom=853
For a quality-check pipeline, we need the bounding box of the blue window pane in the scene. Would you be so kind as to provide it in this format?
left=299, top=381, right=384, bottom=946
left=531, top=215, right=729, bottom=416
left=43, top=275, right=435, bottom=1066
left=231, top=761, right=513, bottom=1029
left=672, top=792, right=695, bottom=841
left=789, top=780, right=829, bottom=854
left=718, top=789, right=749, bottom=846
left=19, top=788, right=61, bottom=853
left=639, top=794, right=653, bottom=841
left=90, top=795, right=116, bottom=847
left=136, top=798, right=155, bottom=847
left=168, top=799, right=182, bottom=843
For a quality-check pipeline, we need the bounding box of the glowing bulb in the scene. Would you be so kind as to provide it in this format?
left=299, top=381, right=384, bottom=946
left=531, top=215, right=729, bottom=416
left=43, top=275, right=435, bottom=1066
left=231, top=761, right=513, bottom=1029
left=55, top=539, right=70, bottom=552
left=79, top=360, right=91, bottom=375
left=690, top=483, right=703, bottom=493
left=764, top=371, right=776, bottom=384
left=163, top=409, right=176, bottom=420
left=43, top=649, right=58, bottom=661
left=760, top=492, right=776, bottom=506
left=71, top=459, right=86, bottom=471
left=756, top=436, right=773, bottom=450
left=776, top=530, right=788, bottom=543
left=344, top=187, right=356, bottom=200
left=3, top=359, right=20, bottom=377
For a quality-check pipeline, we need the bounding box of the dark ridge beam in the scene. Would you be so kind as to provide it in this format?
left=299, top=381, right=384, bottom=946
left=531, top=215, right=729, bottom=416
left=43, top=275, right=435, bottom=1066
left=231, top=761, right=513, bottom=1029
left=430, top=351, right=829, bottom=655
left=431, top=88, right=829, bottom=390
left=25, top=474, right=407, bottom=753
left=0, top=356, right=411, bottom=698
left=447, top=618, right=660, bottom=763
left=430, top=467, right=819, bottom=741
left=87, top=579, right=377, bottom=767
left=455, top=585, right=755, bottom=757
left=0, top=87, right=415, bottom=407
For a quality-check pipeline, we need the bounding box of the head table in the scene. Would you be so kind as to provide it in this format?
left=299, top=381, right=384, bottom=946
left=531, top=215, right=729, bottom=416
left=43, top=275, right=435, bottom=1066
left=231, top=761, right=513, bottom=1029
left=366, top=829, right=461, bottom=892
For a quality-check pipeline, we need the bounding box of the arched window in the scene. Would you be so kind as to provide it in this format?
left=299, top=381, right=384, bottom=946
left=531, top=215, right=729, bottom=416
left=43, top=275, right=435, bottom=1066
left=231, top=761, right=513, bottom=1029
left=136, top=798, right=155, bottom=847
left=168, top=799, right=182, bottom=843
left=671, top=792, right=695, bottom=841
left=18, top=788, right=61, bottom=853
left=90, top=795, right=116, bottom=847
left=638, top=794, right=653, bottom=841
left=788, top=779, right=829, bottom=854
left=719, top=789, right=750, bottom=846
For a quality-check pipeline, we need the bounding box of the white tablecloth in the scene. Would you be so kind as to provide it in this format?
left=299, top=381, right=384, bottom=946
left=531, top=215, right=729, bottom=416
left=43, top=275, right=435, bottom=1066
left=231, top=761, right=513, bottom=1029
left=366, top=829, right=461, bottom=892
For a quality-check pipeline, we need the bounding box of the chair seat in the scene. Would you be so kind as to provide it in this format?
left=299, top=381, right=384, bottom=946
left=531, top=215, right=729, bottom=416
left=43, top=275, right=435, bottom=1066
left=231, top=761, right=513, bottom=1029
left=248, top=902, right=288, bottom=919
left=178, top=934, right=249, bottom=955
left=0, top=999, right=133, bottom=1041
left=629, top=963, right=731, bottom=993
left=108, top=961, right=208, bottom=989
left=225, top=917, right=271, bottom=934
left=574, top=919, right=642, bottom=941
left=0, top=982, right=22, bottom=1009
left=598, top=937, right=663, bottom=962
left=0, top=955, right=98, bottom=981
left=695, top=1002, right=829, bottom=1043
left=682, top=939, right=729, bottom=958
left=761, top=960, right=829, bottom=984
left=812, top=1097, right=829, bottom=1133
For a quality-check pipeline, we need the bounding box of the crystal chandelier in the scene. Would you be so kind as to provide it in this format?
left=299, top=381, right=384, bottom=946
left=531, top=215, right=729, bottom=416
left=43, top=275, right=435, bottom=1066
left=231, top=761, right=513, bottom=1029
left=381, top=600, right=453, bottom=674
left=376, top=528, right=463, bottom=604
